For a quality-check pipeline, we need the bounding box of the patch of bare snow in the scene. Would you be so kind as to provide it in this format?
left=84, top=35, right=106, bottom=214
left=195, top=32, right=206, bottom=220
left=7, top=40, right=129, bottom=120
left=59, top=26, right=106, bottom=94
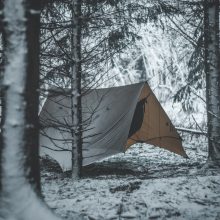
left=42, top=174, right=220, bottom=220
left=41, top=135, right=220, bottom=220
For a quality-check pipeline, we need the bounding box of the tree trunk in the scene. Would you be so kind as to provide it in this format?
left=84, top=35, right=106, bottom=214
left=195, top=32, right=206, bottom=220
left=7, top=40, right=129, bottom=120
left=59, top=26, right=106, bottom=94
left=204, top=0, right=220, bottom=165
left=70, top=0, right=83, bottom=179
left=0, top=0, right=61, bottom=219
left=24, top=0, right=42, bottom=194
left=1, top=0, right=41, bottom=195
left=0, top=0, right=4, bottom=193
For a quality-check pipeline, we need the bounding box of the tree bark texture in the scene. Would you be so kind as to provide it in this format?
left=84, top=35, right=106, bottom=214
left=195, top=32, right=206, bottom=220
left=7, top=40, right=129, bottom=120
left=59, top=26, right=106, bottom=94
left=0, top=0, right=4, bottom=193
left=1, top=0, right=41, bottom=194
left=70, top=0, right=83, bottom=179
left=204, top=0, right=220, bottom=164
left=24, top=0, right=41, bottom=193
left=0, top=0, right=63, bottom=219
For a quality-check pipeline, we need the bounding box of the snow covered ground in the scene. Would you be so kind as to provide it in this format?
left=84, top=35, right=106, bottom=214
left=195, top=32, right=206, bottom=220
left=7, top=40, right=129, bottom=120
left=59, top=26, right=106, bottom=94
left=41, top=134, right=220, bottom=220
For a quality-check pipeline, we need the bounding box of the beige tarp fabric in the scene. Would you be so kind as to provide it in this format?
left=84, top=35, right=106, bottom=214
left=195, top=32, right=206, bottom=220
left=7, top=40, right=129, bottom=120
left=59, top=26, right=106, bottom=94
left=127, top=84, right=188, bottom=157
left=40, top=82, right=187, bottom=171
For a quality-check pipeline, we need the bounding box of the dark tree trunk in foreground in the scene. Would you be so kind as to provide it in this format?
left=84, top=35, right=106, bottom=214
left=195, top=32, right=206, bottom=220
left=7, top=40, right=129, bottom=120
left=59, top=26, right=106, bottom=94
left=70, top=0, right=83, bottom=179
left=0, top=0, right=41, bottom=195
left=25, top=0, right=42, bottom=193
left=204, top=0, right=220, bottom=165
left=0, top=0, right=4, bottom=193
left=0, top=0, right=62, bottom=219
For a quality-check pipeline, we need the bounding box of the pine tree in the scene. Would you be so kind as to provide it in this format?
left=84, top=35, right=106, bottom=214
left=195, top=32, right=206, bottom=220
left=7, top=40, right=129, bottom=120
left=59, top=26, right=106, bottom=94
left=70, top=0, right=83, bottom=178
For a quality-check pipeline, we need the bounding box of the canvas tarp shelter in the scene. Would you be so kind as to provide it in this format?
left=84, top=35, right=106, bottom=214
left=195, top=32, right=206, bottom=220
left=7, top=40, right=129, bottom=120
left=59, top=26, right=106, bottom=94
left=40, top=82, right=187, bottom=171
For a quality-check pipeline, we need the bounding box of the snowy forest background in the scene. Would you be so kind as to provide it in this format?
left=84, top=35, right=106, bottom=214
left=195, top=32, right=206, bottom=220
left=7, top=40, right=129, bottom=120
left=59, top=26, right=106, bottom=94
left=0, top=0, right=220, bottom=220
left=40, top=0, right=206, bottom=129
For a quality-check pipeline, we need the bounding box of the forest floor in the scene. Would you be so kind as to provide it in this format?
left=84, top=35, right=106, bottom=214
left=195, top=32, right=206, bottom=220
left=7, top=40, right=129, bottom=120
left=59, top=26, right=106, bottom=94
left=41, top=133, right=220, bottom=220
